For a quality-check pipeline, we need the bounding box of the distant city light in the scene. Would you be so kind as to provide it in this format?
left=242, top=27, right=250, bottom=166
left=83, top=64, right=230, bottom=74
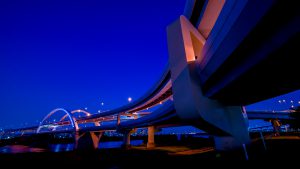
left=278, top=100, right=281, bottom=103
left=283, top=100, right=286, bottom=103
left=128, top=97, right=132, bottom=102
left=98, top=110, right=101, bottom=113
left=101, top=102, right=104, bottom=106
left=84, top=107, right=88, bottom=110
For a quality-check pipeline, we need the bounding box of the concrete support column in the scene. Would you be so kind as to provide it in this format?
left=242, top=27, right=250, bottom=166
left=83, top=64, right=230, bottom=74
left=90, top=132, right=103, bottom=149
left=147, top=126, right=155, bottom=149
left=122, top=130, right=131, bottom=149
left=214, top=136, right=243, bottom=151
left=117, top=114, right=121, bottom=125
left=271, top=119, right=281, bottom=136
left=167, top=15, right=250, bottom=151
left=74, top=131, right=83, bottom=149
left=75, top=131, right=103, bottom=150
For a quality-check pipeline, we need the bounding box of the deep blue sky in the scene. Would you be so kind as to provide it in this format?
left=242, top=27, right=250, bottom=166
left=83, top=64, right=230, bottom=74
left=0, top=0, right=299, bottom=129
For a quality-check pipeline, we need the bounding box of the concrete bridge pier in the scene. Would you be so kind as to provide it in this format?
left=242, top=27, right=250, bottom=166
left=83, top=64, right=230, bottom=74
left=121, top=129, right=134, bottom=149
left=147, top=126, right=155, bottom=149
left=75, top=131, right=103, bottom=150
left=271, top=119, right=282, bottom=136
left=167, top=15, right=250, bottom=151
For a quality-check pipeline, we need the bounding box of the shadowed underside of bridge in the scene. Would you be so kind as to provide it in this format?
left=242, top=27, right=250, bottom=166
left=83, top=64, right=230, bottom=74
left=197, top=0, right=300, bottom=105
left=166, top=0, right=300, bottom=150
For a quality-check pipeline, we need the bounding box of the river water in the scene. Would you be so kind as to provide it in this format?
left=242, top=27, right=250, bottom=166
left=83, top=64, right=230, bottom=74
left=0, top=140, right=144, bottom=154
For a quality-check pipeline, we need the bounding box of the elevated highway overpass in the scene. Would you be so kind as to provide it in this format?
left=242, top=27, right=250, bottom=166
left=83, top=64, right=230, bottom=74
left=3, top=0, right=299, bottom=151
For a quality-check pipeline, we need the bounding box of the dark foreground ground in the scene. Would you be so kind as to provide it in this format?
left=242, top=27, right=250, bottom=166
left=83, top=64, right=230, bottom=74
left=0, top=134, right=299, bottom=168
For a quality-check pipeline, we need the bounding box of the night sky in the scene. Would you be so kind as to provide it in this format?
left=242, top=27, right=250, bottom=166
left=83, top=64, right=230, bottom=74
left=0, top=0, right=299, bottom=129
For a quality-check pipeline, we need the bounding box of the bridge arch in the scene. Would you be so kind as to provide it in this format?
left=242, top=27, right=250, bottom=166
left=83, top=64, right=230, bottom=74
left=61, top=109, right=100, bottom=127
left=59, top=109, right=91, bottom=121
left=36, top=108, right=77, bottom=133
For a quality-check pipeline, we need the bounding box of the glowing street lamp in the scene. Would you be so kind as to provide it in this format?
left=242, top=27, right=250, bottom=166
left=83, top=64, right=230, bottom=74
left=128, top=97, right=132, bottom=102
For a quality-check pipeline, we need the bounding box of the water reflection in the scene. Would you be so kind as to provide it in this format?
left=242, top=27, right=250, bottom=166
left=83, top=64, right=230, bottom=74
left=0, top=145, right=45, bottom=154
left=0, top=140, right=144, bottom=154
left=49, top=143, right=74, bottom=152
left=98, top=140, right=143, bottom=149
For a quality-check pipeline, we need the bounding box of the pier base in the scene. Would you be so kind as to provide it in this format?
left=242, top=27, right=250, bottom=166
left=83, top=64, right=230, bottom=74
left=147, top=126, right=155, bottom=149
left=75, top=132, right=103, bottom=150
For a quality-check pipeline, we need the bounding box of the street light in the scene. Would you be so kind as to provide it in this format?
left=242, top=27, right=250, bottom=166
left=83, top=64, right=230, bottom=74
left=128, top=97, right=132, bottom=102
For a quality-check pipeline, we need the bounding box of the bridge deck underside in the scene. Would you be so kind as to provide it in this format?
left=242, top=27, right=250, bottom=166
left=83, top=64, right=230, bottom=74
left=200, top=1, right=300, bottom=105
